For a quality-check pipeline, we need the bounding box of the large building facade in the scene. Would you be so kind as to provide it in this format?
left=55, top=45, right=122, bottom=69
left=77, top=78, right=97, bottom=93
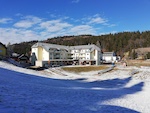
left=31, top=42, right=101, bottom=67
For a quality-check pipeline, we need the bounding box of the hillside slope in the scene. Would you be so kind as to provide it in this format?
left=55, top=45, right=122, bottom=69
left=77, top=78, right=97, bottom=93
left=0, top=61, right=150, bottom=113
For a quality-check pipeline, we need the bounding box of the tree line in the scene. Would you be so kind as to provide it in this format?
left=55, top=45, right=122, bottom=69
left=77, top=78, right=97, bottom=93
left=11, top=31, right=150, bottom=57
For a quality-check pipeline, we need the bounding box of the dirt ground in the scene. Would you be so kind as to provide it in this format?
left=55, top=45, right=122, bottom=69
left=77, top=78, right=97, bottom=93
left=124, top=60, right=150, bottom=66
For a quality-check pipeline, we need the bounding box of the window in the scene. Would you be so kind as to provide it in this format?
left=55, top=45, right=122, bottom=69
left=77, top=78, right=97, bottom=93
left=86, top=49, right=90, bottom=52
left=76, top=50, right=79, bottom=52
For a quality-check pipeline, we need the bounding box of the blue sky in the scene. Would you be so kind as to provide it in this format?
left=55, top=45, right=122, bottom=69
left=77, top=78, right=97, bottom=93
left=0, top=0, right=150, bottom=44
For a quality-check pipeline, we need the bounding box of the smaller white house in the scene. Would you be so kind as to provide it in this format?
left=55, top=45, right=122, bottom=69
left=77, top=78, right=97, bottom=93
left=102, top=52, right=117, bottom=63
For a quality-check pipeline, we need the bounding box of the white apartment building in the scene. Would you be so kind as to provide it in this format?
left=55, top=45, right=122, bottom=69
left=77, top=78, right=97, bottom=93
left=70, top=45, right=101, bottom=65
left=31, top=42, right=101, bottom=67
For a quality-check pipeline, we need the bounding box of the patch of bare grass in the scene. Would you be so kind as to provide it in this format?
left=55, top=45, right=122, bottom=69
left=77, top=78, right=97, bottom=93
left=127, top=60, right=150, bottom=67
left=62, top=65, right=108, bottom=73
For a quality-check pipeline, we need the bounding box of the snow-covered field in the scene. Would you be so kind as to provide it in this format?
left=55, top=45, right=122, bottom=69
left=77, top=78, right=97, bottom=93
left=0, top=61, right=150, bottom=113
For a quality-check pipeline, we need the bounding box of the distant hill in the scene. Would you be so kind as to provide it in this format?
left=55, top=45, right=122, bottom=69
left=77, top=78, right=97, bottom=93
left=12, top=31, right=150, bottom=57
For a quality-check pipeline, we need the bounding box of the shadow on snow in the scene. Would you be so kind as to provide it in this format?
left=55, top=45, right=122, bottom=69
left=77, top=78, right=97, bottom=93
left=0, top=67, right=143, bottom=113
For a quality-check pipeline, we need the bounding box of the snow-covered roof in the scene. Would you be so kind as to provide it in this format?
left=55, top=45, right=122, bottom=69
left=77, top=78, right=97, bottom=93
left=102, top=52, right=116, bottom=56
left=69, top=44, right=101, bottom=51
left=32, top=42, right=101, bottom=52
left=32, top=42, right=70, bottom=51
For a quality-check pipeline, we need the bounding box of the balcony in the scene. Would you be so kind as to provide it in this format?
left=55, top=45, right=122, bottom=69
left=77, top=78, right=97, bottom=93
left=71, top=50, right=79, bottom=53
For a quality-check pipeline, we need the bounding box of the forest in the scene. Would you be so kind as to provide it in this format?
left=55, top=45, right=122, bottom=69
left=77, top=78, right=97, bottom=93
left=11, top=31, right=150, bottom=57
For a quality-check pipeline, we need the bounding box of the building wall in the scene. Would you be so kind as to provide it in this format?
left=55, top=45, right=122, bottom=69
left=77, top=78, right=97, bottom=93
left=95, top=50, right=100, bottom=65
left=86, top=52, right=90, bottom=60
left=71, top=49, right=93, bottom=60
left=61, top=50, right=69, bottom=59
left=70, top=48, right=101, bottom=65
left=32, top=48, right=38, bottom=57
left=103, top=56, right=112, bottom=61
left=49, top=49, right=68, bottom=60
left=91, top=50, right=95, bottom=59
left=0, top=44, right=6, bottom=57
left=31, top=48, right=38, bottom=65
left=38, top=46, right=43, bottom=61
left=32, top=47, right=49, bottom=61
left=42, top=48, right=49, bottom=61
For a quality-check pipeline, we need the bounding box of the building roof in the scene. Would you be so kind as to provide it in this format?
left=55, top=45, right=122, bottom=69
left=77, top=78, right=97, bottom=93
left=18, top=54, right=29, bottom=59
left=69, top=44, right=100, bottom=51
left=135, top=47, right=150, bottom=54
left=0, top=42, right=7, bottom=49
left=32, top=42, right=101, bottom=52
left=32, top=42, right=70, bottom=51
left=103, top=52, right=114, bottom=54
left=102, top=52, right=116, bottom=56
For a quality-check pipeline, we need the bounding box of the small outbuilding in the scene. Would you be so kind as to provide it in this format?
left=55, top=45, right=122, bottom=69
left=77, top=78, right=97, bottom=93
left=11, top=54, right=29, bottom=63
left=102, top=52, right=117, bottom=63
